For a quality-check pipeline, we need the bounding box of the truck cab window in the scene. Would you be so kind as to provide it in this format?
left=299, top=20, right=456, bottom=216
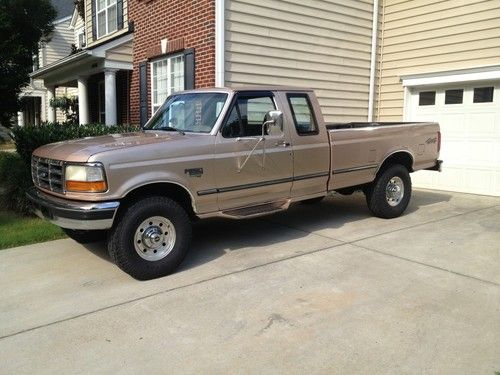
left=287, top=94, right=318, bottom=135
left=222, top=95, right=275, bottom=138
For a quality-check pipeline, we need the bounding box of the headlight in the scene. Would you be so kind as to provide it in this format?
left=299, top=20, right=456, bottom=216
left=65, top=164, right=107, bottom=192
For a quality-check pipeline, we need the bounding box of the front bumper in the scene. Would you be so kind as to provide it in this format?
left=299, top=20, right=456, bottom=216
left=26, top=187, right=120, bottom=230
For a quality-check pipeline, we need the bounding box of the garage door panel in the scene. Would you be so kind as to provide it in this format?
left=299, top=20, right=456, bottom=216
left=466, top=112, right=496, bottom=134
left=409, top=83, right=500, bottom=196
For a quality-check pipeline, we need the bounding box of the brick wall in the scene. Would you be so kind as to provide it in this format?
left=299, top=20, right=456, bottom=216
left=129, top=0, right=216, bottom=124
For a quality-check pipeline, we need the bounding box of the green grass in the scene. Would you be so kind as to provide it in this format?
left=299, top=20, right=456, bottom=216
left=0, top=211, right=66, bottom=250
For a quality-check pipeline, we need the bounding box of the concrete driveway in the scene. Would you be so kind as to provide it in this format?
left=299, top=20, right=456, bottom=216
left=0, top=189, right=499, bottom=374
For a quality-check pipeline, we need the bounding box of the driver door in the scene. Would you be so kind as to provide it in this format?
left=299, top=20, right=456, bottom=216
left=214, top=92, right=293, bottom=210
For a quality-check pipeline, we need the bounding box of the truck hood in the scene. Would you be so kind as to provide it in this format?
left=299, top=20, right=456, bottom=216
left=33, top=131, right=190, bottom=162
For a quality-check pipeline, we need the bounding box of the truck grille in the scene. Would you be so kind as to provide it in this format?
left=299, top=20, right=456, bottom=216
left=31, top=156, right=64, bottom=194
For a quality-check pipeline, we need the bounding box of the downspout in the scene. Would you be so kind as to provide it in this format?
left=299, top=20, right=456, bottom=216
left=367, top=0, right=380, bottom=122
left=215, top=0, right=225, bottom=87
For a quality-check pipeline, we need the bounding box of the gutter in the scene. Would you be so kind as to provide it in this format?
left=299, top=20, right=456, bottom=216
left=30, top=50, right=91, bottom=79
left=367, top=0, right=379, bottom=122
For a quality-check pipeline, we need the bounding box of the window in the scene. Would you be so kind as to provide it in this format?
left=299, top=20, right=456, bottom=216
left=287, top=94, right=318, bottom=135
left=473, top=87, right=494, bottom=103
left=419, top=91, right=435, bottom=106
left=221, top=94, right=276, bottom=138
left=144, top=93, right=228, bottom=133
left=445, top=89, right=463, bottom=104
left=151, top=55, right=185, bottom=114
left=96, top=0, right=117, bottom=39
left=77, top=29, right=86, bottom=49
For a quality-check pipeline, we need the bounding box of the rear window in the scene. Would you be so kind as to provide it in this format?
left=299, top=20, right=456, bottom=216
left=287, top=94, right=318, bottom=135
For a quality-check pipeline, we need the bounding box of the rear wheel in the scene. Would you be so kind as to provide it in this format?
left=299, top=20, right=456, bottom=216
left=108, top=196, right=192, bottom=280
left=364, top=164, right=411, bottom=219
left=63, top=228, right=107, bottom=244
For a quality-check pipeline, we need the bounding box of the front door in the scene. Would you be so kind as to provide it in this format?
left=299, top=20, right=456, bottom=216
left=214, top=92, right=293, bottom=210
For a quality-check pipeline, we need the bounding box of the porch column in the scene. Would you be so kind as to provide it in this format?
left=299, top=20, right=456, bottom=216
left=77, top=76, right=89, bottom=125
left=47, top=86, right=56, bottom=123
left=104, top=69, right=118, bottom=125
left=17, top=112, right=24, bottom=127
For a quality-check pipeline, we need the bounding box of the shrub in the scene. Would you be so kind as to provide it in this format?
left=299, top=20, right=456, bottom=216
left=4, top=122, right=139, bottom=215
left=11, top=122, right=140, bottom=165
left=0, top=152, right=33, bottom=215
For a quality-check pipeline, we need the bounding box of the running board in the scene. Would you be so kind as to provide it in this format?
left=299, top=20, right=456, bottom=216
left=221, top=200, right=290, bottom=219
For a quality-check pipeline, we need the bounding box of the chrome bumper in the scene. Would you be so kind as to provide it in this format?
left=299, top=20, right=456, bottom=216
left=26, top=187, right=120, bottom=230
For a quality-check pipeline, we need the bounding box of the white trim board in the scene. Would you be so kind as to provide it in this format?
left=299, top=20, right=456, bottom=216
left=215, top=0, right=225, bottom=87
left=401, top=65, right=500, bottom=88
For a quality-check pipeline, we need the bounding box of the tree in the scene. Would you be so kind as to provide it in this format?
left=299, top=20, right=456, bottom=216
left=0, top=0, right=56, bottom=127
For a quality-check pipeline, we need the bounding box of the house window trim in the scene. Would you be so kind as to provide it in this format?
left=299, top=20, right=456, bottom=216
left=150, top=52, right=185, bottom=115
left=95, top=0, right=118, bottom=40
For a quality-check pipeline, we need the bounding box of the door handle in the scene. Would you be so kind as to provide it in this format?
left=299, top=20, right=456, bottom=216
left=275, top=141, right=291, bottom=147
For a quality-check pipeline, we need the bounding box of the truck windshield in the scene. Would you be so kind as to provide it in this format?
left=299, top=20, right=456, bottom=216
left=144, top=92, right=228, bottom=133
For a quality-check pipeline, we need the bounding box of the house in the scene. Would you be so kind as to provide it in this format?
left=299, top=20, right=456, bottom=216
left=375, top=0, right=500, bottom=196
left=31, top=0, right=134, bottom=125
left=128, top=0, right=500, bottom=196
left=29, top=0, right=500, bottom=196
left=17, top=0, right=74, bottom=126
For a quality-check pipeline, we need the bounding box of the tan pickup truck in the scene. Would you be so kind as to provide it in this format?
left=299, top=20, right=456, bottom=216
left=28, top=87, right=441, bottom=279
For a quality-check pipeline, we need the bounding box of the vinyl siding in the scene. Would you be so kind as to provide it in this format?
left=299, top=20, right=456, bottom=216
left=225, top=0, right=375, bottom=122
left=376, top=0, right=500, bottom=121
left=40, top=18, right=72, bottom=67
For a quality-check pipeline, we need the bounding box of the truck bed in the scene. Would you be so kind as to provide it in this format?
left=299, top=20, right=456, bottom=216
left=327, top=121, right=440, bottom=191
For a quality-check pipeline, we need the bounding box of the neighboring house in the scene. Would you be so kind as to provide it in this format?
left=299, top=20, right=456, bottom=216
left=31, top=0, right=133, bottom=125
left=18, top=0, right=74, bottom=126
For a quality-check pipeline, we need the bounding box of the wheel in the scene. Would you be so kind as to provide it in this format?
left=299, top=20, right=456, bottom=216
left=63, top=228, right=107, bottom=244
left=364, top=164, right=411, bottom=219
left=107, top=196, right=192, bottom=280
left=301, top=196, right=325, bottom=204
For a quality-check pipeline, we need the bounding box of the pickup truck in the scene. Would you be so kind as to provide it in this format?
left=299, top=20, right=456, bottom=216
left=27, top=87, right=442, bottom=280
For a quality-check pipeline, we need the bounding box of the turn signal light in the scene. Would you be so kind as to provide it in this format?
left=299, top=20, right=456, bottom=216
left=65, top=180, right=107, bottom=192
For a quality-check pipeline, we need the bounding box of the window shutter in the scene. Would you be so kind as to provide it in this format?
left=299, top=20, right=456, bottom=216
left=184, top=48, right=195, bottom=90
left=117, top=0, right=124, bottom=30
left=139, top=62, right=148, bottom=126
left=91, top=0, right=97, bottom=40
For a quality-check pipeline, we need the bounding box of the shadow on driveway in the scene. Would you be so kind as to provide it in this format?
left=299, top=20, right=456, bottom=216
left=82, top=189, right=452, bottom=272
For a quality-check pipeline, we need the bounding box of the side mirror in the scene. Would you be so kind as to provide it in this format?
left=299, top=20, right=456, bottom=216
left=262, top=110, right=283, bottom=136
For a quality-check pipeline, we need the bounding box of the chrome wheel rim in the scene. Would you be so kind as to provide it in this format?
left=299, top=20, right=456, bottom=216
left=386, top=176, right=404, bottom=207
left=134, top=216, right=176, bottom=261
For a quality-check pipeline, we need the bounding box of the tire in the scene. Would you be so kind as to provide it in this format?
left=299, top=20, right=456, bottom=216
left=364, top=164, right=412, bottom=219
left=107, top=196, right=192, bottom=280
left=63, top=228, right=107, bottom=244
left=301, top=196, right=325, bottom=205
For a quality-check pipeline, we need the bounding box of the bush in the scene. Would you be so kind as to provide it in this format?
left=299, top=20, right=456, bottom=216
left=11, top=122, right=139, bottom=165
left=0, top=152, right=33, bottom=215
left=3, top=122, right=139, bottom=215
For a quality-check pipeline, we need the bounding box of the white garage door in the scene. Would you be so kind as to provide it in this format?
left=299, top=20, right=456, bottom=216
left=408, top=83, right=500, bottom=196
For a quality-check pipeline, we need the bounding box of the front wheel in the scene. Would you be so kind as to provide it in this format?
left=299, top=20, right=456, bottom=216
left=364, top=164, right=412, bottom=219
left=108, top=196, right=192, bottom=280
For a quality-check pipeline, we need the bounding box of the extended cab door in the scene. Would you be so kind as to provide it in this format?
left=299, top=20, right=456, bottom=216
left=281, top=91, right=330, bottom=198
left=213, top=91, right=293, bottom=210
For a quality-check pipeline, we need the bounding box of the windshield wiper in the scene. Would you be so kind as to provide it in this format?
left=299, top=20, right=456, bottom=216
left=156, top=126, right=185, bottom=135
